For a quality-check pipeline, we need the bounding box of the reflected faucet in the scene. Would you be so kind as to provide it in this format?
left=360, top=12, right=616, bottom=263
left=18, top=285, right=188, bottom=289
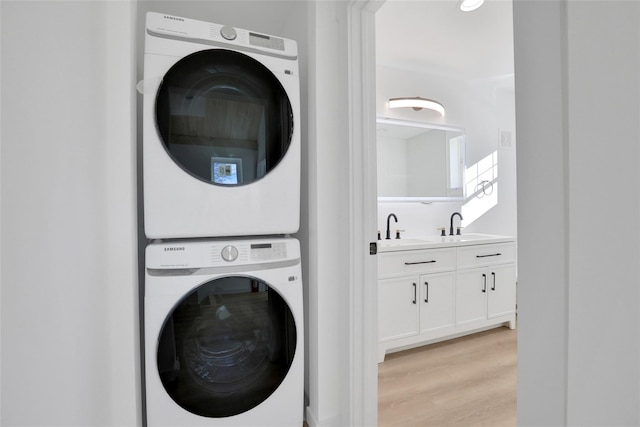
left=449, top=212, right=463, bottom=236
left=386, top=213, right=398, bottom=240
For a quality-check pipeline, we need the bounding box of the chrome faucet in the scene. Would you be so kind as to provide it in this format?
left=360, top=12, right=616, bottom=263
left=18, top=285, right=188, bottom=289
left=449, top=212, right=463, bottom=236
left=386, top=213, right=398, bottom=240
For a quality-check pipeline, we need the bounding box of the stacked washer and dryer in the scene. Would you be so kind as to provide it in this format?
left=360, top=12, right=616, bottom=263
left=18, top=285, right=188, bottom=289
left=142, top=12, right=303, bottom=427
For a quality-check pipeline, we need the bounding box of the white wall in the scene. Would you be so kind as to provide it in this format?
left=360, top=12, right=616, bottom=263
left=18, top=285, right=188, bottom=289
left=305, top=2, right=351, bottom=425
left=1, top=1, right=139, bottom=426
left=514, top=1, right=640, bottom=425
left=376, top=65, right=517, bottom=238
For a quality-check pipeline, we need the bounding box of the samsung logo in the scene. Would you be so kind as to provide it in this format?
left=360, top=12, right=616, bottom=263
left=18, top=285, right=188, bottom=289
left=163, top=15, right=184, bottom=22
left=164, top=247, right=185, bottom=252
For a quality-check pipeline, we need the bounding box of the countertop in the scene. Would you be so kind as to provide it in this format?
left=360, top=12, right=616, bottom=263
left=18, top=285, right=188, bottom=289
left=377, top=233, right=516, bottom=253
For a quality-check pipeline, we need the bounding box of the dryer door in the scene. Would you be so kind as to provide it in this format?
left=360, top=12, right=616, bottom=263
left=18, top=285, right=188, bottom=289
left=155, top=49, right=293, bottom=186
left=157, top=275, right=297, bottom=418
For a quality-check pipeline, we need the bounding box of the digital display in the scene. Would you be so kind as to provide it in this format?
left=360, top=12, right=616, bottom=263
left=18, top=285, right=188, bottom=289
left=249, top=32, right=285, bottom=51
left=250, top=32, right=270, bottom=40
left=251, top=243, right=272, bottom=249
left=249, top=242, right=287, bottom=261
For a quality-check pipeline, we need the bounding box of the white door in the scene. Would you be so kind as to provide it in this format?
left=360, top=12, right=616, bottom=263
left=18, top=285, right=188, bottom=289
left=155, top=276, right=297, bottom=418
left=378, top=276, right=419, bottom=341
left=455, top=267, right=488, bottom=325
left=487, top=264, right=517, bottom=318
left=154, top=49, right=294, bottom=186
left=419, top=272, right=455, bottom=334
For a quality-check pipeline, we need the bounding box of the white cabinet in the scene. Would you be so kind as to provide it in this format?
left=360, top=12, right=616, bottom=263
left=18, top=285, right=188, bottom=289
left=378, top=247, right=456, bottom=362
left=419, top=272, right=455, bottom=334
left=378, top=276, right=419, bottom=342
left=456, top=264, right=516, bottom=325
left=487, top=264, right=517, bottom=318
left=455, top=242, right=516, bottom=326
left=378, top=239, right=516, bottom=362
left=378, top=247, right=456, bottom=277
left=455, top=268, right=488, bottom=325
left=378, top=271, right=455, bottom=343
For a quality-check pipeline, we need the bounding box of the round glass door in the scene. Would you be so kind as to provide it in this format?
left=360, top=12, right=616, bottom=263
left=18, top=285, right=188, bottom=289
left=157, top=276, right=297, bottom=418
left=155, top=49, right=294, bottom=186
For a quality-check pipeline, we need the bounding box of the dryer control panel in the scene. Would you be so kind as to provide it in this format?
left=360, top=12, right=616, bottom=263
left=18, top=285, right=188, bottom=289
left=146, top=12, right=297, bottom=59
left=146, top=238, right=298, bottom=270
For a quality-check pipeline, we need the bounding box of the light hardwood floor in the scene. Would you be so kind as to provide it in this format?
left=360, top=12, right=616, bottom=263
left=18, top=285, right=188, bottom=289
left=378, top=327, right=517, bottom=427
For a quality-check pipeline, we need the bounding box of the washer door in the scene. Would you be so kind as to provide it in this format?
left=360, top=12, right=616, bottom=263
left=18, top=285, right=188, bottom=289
left=155, top=49, right=294, bottom=186
left=157, top=276, right=297, bottom=418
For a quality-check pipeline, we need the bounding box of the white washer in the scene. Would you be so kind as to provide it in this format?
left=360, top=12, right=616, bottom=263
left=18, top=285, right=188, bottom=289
left=144, top=237, right=303, bottom=426
left=143, top=12, right=300, bottom=239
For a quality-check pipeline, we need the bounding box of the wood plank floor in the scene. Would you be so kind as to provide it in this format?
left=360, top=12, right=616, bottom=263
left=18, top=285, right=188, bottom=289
left=378, top=327, right=517, bottom=427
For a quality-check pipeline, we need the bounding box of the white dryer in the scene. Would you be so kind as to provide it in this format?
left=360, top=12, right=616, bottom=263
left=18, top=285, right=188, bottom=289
left=143, top=12, right=300, bottom=239
left=144, top=237, right=303, bottom=426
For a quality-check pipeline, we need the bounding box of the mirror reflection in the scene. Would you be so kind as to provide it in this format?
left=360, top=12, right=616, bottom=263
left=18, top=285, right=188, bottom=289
left=377, top=118, right=466, bottom=202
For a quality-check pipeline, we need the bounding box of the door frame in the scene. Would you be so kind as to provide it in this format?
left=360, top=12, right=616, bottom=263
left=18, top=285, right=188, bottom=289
left=346, top=1, right=384, bottom=425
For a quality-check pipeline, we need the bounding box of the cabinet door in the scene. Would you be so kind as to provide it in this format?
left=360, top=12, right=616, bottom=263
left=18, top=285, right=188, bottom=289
left=419, top=272, right=455, bottom=334
left=487, top=263, right=516, bottom=318
left=378, top=277, right=419, bottom=342
left=455, top=267, right=488, bottom=326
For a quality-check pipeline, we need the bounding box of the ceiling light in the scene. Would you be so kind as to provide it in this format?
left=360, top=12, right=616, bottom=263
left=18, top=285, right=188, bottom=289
left=388, top=97, right=445, bottom=115
left=459, top=0, right=485, bottom=12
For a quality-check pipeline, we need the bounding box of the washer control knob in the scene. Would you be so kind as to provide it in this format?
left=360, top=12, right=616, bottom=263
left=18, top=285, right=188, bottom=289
left=221, top=245, right=239, bottom=262
left=220, top=25, right=237, bottom=41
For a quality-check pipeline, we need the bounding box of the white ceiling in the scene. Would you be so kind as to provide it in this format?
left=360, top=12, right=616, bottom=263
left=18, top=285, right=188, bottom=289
left=376, top=0, right=514, bottom=81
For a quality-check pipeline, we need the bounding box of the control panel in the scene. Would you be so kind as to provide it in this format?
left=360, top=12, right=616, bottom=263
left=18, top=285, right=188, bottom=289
left=147, top=239, right=295, bottom=269
left=146, top=12, right=296, bottom=58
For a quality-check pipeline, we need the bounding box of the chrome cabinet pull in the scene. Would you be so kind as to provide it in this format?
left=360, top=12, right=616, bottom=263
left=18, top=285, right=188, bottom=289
left=424, top=282, right=429, bottom=303
left=491, top=272, right=496, bottom=291
left=482, top=273, right=487, bottom=293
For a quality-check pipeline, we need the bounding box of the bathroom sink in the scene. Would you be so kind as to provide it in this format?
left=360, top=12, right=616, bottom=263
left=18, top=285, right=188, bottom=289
left=437, top=233, right=511, bottom=243
left=451, top=233, right=492, bottom=241
left=380, top=238, right=432, bottom=246
left=378, top=238, right=434, bottom=252
left=378, top=234, right=516, bottom=252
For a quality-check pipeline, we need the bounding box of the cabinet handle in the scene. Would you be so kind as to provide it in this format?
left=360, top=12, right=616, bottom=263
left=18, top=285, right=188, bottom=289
left=404, top=260, right=437, bottom=265
left=482, top=273, right=487, bottom=293
left=412, top=282, right=417, bottom=304
left=476, top=253, right=502, bottom=258
left=491, top=272, right=496, bottom=291
left=424, top=281, right=429, bottom=303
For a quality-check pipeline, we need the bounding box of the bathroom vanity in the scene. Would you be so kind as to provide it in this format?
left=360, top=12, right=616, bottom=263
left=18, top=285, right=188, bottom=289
left=377, top=234, right=516, bottom=362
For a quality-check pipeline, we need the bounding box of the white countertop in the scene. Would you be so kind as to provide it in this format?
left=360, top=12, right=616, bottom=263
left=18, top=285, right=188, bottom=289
left=377, top=233, right=516, bottom=253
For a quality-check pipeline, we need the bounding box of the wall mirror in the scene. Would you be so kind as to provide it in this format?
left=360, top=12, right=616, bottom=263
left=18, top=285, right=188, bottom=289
left=377, top=117, right=466, bottom=202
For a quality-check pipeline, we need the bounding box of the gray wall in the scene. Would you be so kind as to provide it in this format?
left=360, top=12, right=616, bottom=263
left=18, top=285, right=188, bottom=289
left=514, top=1, right=640, bottom=425
left=1, top=2, right=139, bottom=425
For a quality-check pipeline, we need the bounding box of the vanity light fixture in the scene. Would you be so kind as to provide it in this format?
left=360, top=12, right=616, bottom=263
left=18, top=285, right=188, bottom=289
left=459, top=0, right=485, bottom=12
left=388, top=97, right=446, bottom=115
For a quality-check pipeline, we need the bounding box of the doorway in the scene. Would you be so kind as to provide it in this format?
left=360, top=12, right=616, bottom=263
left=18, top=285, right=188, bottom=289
left=373, top=0, right=517, bottom=424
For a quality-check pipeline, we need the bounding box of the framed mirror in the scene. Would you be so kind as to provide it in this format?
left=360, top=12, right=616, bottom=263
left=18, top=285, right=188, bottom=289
left=376, top=117, right=466, bottom=202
